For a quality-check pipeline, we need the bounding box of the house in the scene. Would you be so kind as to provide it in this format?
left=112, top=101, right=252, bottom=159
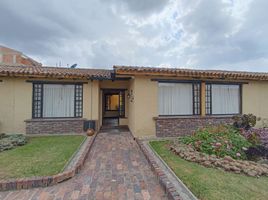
left=0, top=45, right=41, bottom=67
left=0, top=64, right=268, bottom=138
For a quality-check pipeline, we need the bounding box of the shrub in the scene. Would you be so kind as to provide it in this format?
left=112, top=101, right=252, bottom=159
left=245, top=145, right=268, bottom=161
left=233, top=114, right=257, bottom=130
left=241, top=128, right=268, bottom=147
left=180, top=125, right=252, bottom=159
left=0, top=133, right=6, bottom=139
left=0, top=134, right=27, bottom=152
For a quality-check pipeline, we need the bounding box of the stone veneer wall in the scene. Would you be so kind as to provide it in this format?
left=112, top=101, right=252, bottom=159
left=155, top=116, right=234, bottom=137
left=25, top=118, right=87, bottom=134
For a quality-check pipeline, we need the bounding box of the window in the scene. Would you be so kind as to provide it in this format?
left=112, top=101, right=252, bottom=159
left=205, top=84, right=212, bottom=115
left=206, top=84, right=241, bottom=115
left=193, top=84, right=201, bottom=115
left=74, top=85, right=83, bottom=117
left=32, top=83, right=83, bottom=118
left=119, top=91, right=125, bottom=117
left=32, top=83, right=43, bottom=118
left=158, top=82, right=200, bottom=115
left=105, top=94, right=119, bottom=111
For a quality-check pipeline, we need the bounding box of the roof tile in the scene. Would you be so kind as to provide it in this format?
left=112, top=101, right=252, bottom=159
left=114, top=66, right=268, bottom=81
left=0, top=64, right=112, bottom=79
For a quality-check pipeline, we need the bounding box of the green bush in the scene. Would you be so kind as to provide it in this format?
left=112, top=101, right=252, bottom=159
left=232, top=114, right=257, bottom=130
left=0, top=134, right=27, bottom=152
left=180, top=125, right=252, bottom=159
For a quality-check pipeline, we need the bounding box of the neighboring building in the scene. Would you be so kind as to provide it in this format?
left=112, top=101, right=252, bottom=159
left=0, top=64, right=268, bottom=138
left=0, top=45, right=41, bottom=66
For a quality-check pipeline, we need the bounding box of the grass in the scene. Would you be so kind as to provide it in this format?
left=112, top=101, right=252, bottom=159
left=0, top=135, right=85, bottom=179
left=150, top=140, right=268, bottom=200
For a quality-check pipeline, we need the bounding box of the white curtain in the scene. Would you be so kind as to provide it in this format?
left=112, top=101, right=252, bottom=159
left=158, top=83, right=193, bottom=115
left=212, top=84, right=240, bottom=114
left=43, top=84, right=75, bottom=117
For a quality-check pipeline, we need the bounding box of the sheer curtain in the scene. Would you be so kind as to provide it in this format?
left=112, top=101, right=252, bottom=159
left=212, top=85, right=240, bottom=114
left=43, top=84, right=75, bottom=117
left=159, top=83, right=193, bottom=115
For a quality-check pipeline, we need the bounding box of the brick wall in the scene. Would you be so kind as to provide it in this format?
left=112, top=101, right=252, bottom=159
left=0, top=45, right=41, bottom=66
left=25, top=118, right=87, bottom=134
left=155, top=116, right=234, bottom=137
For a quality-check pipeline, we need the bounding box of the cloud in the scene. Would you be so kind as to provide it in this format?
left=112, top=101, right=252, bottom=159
left=0, top=0, right=267, bottom=72
left=174, top=0, right=268, bottom=71
left=110, top=0, right=170, bottom=15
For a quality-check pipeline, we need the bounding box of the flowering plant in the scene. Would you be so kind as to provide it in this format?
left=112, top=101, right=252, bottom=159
left=180, top=125, right=251, bottom=159
left=241, top=128, right=268, bottom=147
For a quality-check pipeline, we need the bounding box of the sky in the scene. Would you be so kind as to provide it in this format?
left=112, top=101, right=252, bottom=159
left=0, top=0, right=268, bottom=72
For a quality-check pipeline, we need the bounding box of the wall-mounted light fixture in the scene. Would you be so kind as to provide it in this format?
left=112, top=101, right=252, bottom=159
left=127, top=89, right=134, bottom=102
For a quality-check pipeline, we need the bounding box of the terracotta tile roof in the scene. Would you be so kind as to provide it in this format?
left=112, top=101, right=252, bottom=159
left=0, top=64, right=112, bottom=80
left=114, top=66, right=268, bottom=81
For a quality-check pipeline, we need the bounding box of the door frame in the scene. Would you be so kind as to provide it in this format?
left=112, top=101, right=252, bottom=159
left=101, top=88, right=127, bottom=126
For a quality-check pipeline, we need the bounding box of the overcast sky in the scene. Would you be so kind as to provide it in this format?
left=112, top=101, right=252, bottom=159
left=0, top=0, right=267, bottom=71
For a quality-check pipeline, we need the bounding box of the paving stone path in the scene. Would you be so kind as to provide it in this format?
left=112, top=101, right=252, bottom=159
left=0, top=128, right=167, bottom=200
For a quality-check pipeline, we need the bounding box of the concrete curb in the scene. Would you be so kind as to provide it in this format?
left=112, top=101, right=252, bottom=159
left=0, top=133, right=98, bottom=191
left=146, top=141, right=198, bottom=200
left=136, top=138, right=182, bottom=200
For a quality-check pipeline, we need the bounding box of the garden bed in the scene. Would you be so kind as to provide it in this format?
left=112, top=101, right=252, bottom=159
left=0, top=135, right=85, bottom=179
left=171, top=125, right=268, bottom=177
left=170, top=143, right=268, bottom=177
left=150, top=140, right=268, bottom=200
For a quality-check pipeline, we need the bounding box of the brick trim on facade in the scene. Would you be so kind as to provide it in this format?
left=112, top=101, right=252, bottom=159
left=25, top=118, right=87, bottom=134
left=0, top=133, right=97, bottom=191
left=155, top=116, right=234, bottom=137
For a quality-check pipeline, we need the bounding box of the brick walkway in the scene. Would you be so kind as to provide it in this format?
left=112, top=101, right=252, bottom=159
left=0, top=128, right=167, bottom=200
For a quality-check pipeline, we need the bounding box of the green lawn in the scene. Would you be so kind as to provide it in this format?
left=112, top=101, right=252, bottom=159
left=150, top=140, right=268, bottom=200
left=0, top=135, right=85, bottom=179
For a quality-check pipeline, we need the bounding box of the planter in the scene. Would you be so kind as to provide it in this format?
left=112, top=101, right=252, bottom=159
left=86, top=129, right=95, bottom=136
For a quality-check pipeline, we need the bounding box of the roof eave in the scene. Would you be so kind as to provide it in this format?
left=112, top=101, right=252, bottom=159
left=114, top=70, right=268, bottom=81
left=0, top=73, right=111, bottom=80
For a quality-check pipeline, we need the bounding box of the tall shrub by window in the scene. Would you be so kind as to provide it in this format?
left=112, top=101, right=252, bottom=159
left=206, top=84, right=240, bottom=115
left=158, top=82, right=200, bottom=115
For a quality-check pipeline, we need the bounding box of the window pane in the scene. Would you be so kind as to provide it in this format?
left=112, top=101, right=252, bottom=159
left=193, top=83, right=201, bottom=115
left=206, top=84, right=212, bottom=115
left=110, top=95, right=119, bottom=110
left=43, top=84, right=75, bottom=117
left=119, top=91, right=125, bottom=117
left=32, top=83, right=42, bottom=118
left=158, top=83, right=193, bottom=115
left=105, top=95, right=119, bottom=111
left=211, top=84, right=240, bottom=114
left=74, top=84, right=83, bottom=117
